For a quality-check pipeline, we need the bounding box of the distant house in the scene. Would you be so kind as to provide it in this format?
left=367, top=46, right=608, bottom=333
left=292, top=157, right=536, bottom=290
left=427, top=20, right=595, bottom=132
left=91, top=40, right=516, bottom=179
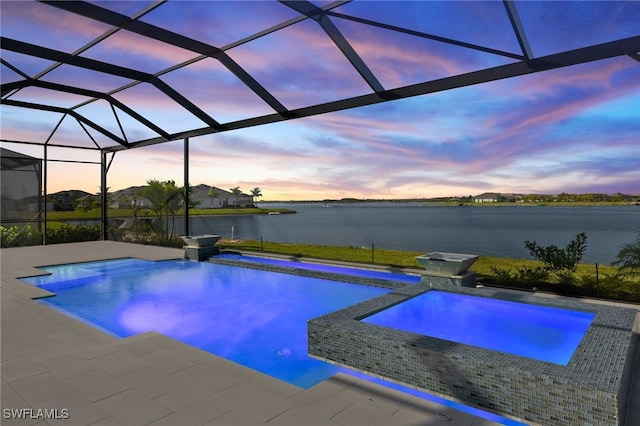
left=107, top=184, right=253, bottom=209
left=74, top=194, right=100, bottom=211
left=121, top=198, right=152, bottom=209
left=190, top=184, right=253, bottom=208
left=473, top=192, right=507, bottom=203
left=109, top=195, right=152, bottom=209
left=109, top=186, right=152, bottom=209
left=49, top=190, right=92, bottom=211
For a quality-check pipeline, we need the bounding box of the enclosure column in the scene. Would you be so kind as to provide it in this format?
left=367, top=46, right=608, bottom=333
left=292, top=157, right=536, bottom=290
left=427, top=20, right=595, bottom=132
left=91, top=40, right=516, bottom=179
left=183, top=137, right=190, bottom=237
left=42, top=144, right=47, bottom=245
left=100, top=151, right=108, bottom=240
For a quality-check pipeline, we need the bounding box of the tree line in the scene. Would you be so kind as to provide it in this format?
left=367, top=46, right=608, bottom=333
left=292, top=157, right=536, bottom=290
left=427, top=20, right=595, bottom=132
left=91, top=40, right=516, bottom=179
left=518, top=193, right=637, bottom=203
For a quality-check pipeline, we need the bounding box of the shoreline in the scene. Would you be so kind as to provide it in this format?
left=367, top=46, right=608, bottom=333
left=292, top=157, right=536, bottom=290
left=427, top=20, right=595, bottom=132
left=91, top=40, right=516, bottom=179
left=42, top=202, right=638, bottom=222
left=44, top=207, right=297, bottom=222
left=262, top=200, right=639, bottom=207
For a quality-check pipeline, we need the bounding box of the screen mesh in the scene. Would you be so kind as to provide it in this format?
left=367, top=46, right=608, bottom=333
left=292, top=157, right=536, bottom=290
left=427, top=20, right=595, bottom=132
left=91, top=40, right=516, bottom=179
left=1, top=148, right=42, bottom=228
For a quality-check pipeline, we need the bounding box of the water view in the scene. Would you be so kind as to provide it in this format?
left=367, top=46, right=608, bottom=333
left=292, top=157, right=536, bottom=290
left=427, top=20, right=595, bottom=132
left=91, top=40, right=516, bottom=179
left=176, top=203, right=638, bottom=264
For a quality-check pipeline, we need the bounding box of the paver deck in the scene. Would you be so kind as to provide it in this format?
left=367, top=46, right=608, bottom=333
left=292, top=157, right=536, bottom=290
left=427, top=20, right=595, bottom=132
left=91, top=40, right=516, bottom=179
left=2, top=241, right=638, bottom=425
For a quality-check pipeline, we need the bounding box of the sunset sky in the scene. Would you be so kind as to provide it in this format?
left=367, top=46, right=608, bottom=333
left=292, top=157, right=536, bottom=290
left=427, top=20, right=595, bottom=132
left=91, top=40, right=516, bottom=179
left=1, top=1, right=639, bottom=200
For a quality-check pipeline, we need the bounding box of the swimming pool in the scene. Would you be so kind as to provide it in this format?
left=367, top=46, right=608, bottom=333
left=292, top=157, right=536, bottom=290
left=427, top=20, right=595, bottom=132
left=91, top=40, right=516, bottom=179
left=22, top=257, right=529, bottom=425
left=23, top=258, right=390, bottom=388
left=362, top=290, right=595, bottom=365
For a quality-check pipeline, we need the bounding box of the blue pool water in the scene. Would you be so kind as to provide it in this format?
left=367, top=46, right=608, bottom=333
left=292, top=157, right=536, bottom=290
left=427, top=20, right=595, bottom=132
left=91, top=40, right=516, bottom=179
left=363, top=290, right=595, bottom=365
left=23, top=258, right=526, bottom=425
left=216, top=253, right=421, bottom=284
left=24, top=258, right=390, bottom=388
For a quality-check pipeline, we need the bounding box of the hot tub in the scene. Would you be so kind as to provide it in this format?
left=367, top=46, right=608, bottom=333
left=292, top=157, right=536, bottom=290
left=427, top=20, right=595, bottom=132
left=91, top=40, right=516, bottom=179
left=415, top=252, right=479, bottom=276
left=308, top=282, right=637, bottom=426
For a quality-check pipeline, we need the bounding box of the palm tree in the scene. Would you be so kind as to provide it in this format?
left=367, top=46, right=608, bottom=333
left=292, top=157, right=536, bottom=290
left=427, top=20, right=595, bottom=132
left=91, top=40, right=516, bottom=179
left=185, top=184, right=200, bottom=209
left=139, top=179, right=182, bottom=241
left=96, top=186, right=110, bottom=210
left=230, top=187, right=242, bottom=208
left=207, top=186, right=217, bottom=209
left=612, top=232, right=640, bottom=277
left=250, top=187, right=262, bottom=206
left=75, top=196, right=91, bottom=212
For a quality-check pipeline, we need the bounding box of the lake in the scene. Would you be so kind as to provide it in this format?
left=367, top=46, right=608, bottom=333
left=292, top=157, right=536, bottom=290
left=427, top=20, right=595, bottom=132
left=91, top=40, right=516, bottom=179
left=177, top=203, right=637, bottom=264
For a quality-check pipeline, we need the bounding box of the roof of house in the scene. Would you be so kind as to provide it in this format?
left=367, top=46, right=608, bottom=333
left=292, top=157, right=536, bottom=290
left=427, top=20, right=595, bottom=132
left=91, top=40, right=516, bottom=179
left=474, top=192, right=503, bottom=199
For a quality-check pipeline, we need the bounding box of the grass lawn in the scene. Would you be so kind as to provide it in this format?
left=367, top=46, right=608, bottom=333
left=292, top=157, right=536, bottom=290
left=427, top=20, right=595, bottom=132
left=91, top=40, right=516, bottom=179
left=218, top=239, right=618, bottom=276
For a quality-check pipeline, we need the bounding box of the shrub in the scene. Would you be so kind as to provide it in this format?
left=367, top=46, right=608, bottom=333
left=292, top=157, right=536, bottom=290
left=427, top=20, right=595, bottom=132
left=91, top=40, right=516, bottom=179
left=45, top=224, right=101, bottom=244
left=1, top=224, right=105, bottom=246
left=488, top=265, right=550, bottom=288
left=121, top=222, right=184, bottom=248
left=0, top=225, right=42, bottom=248
left=525, top=232, right=587, bottom=273
left=524, top=232, right=587, bottom=284
left=579, top=273, right=639, bottom=301
left=489, top=266, right=516, bottom=285
left=516, top=266, right=550, bottom=285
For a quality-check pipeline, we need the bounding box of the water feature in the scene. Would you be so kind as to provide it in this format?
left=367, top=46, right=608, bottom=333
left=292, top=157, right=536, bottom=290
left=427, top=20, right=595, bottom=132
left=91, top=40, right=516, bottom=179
left=181, top=234, right=221, bottom=247
left=415, top=252, right=479, bottom=276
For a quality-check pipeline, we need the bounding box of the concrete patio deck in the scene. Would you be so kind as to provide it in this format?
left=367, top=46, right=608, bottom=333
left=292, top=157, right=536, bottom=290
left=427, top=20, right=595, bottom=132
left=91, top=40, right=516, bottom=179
left=1, top=241, right=638, bottom=426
